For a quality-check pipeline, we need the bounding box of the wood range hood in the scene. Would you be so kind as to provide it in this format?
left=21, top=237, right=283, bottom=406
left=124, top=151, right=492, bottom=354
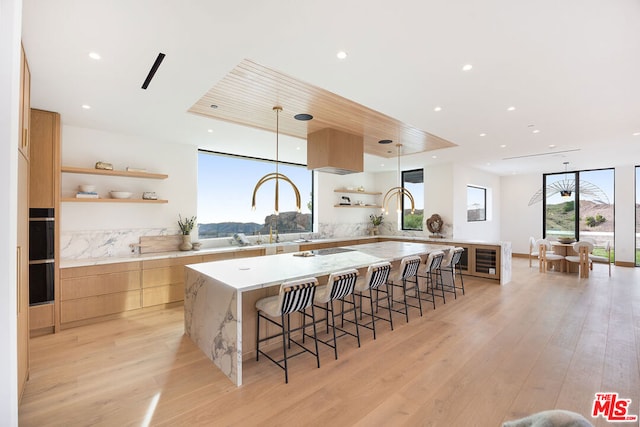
left=306, top=128, right=363, bottom=175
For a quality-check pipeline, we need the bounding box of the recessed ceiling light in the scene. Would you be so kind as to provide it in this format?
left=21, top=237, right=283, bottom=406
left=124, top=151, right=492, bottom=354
left=336, top=51, right=348, bottom=60
left=81, top=104, right=91, bottom=110
left=532, top=129, right=541, bottom=134
left=378, top=139, right=393, bottom=144
left=549, top=144, right=556, bottom=148
left=434, top=106, right=442, bottom=112
left=479, top=133, right=487, bottom=137
left=633, top=132, right=640, bottom=136
left=462, top=64, right=473, bottom=71
left=500, top=144, right=507, bottom=148
left=380, top=163, right=385, bottom=167
left=296, top=146, right=300, bottom=150
left=207, top=129, right=213, bottom=133
left=294, top=113, right=313, bottom=121
left=486, top=162, right=491, bottom=166
left=507, top=106, right=516, bottom=111
left=88, top=52, right=101, bottom=60
left=432, top=155, right=437, bottom=159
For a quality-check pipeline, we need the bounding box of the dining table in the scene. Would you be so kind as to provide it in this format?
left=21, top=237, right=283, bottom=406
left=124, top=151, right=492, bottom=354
left=551, top=241, right=579, bottom=273
left=183, top=240, right=453, bottom=385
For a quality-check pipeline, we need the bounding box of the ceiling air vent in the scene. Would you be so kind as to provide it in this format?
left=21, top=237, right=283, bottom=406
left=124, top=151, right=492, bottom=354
left=141, top=53, right=166, bottom=90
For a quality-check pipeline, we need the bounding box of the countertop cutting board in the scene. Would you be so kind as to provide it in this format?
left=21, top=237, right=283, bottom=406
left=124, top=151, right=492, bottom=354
left=139, top=235, right=183, bottom=254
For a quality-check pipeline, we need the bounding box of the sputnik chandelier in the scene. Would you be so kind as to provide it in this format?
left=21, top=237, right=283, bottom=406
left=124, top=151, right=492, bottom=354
left=527, top=161, right=610, bottom=206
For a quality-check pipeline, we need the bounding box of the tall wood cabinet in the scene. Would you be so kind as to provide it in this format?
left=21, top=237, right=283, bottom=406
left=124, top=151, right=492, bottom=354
left=29, top=109, right=61, bottom=334
left=17, top=44, right=31, bottom=402
left=30, top=109, right=60, bottom=209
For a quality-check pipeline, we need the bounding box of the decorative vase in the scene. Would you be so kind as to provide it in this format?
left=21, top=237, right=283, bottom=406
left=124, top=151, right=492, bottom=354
left=372, top=226, right=379, bottom=236
left=179, top=234, right=193, bottom=251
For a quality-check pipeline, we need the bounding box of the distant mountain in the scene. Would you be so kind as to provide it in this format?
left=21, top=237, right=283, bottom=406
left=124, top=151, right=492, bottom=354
left=547, top=200, right=613, bottom=232
left=198, top=211, right=311, bottom=238
left=198, top=222, right=262, bottom=238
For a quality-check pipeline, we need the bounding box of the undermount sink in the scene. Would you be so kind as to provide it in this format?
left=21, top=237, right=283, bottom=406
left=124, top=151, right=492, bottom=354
left=264, top=243, right=300, bottom=255
left=293, top=239, right=313, bottom=243
left=312, top=247, right=356, bottom=256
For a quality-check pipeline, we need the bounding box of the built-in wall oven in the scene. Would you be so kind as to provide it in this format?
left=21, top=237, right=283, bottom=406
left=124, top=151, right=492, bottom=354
left=29, top=208, right=55, bottom=305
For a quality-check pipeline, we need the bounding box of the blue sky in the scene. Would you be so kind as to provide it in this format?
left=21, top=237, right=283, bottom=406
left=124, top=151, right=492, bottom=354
left=198, top=152, right=312, bottom=224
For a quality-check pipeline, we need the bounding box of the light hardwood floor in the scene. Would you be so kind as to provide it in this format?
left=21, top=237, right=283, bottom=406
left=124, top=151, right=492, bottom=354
left=19, top=258, right=640, bottom=426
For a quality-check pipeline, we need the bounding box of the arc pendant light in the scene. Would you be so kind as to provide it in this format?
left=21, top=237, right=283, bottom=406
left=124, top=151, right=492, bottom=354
left=251, top=106, right=301, bottom=214
left=381, top=142, right=415, bottom=215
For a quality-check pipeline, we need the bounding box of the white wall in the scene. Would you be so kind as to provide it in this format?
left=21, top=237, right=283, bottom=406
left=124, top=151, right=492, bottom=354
left=500, top=173, right=543, bottom=255
left=61, top=125, right=197, bottom=234
left=426, top=163, right=502, bottom=242
left=59, top=126, right=640, bottom=264
left=614, top=165, right=636, bottom=264
left=315, top=162, right=502, bottom=242
left=0, top=0, right=22, bottom=423
left=425, top=163, right=454, bottom=236
left=315, top=171, right=381, bottom=226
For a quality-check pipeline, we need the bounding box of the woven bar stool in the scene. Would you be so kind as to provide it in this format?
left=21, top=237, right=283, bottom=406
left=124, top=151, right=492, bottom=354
left=313, top=268, right=360, bottom=360
left=255, top=277, right=320, bottom=383
left=417, top=251, right=445, bottom=309
left=439, top=247, right=465, bottom=299
left=354, top=261, right=393, bottom=340
left=387, top=255, right=423, bottom=322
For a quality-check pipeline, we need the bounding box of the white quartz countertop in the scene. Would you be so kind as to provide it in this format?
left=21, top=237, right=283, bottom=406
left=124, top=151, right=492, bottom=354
left=59, top=244, right=265, bottom=268
left=60, top=234, right=507, bottom=269
left=186, top=241, right=452, bottom=292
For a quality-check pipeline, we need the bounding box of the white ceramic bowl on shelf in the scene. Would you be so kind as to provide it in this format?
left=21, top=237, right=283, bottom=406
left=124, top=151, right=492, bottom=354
left=79, top=184, right=96, bottom=192
left=109, top=191, right=132, bottom=199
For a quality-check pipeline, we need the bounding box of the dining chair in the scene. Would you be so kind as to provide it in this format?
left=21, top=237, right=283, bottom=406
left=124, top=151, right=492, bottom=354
left=528, top=236, right=538, bottom=268
left=529, top=236, right=555, bottom=268
left=536, top=239, right=565, bottom=273
left=565, top=241, right=594, bottom=278
left=255, top=277, right=320, bottom=383
left=313, top=268, right=360, bottom=360
left=589, top=240, right=612, bottom=276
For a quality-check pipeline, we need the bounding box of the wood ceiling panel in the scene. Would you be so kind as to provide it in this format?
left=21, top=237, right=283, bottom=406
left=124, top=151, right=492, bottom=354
left=188, top=59, right=456, bottom=158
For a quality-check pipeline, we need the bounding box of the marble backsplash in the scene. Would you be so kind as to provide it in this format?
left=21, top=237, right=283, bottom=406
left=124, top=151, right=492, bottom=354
left=61, top=221, right=447, bottom=259
left=60, top=228, right=177, bottom=259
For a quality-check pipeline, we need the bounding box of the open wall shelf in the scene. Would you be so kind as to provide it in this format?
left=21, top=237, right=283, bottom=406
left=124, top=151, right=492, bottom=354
left=61, top=166, right=168, bottom=180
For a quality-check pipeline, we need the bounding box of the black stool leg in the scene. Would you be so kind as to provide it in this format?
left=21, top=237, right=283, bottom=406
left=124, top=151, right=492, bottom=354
left=310, top=305, right=320, bottom=369
left=256, top=312, right=261, bottom=361
left=329, top=300, right=338, bottom=360
left=401, top=280, right=409, bottom=323
left=369, top=289, right=377, bottom=339
left=385, top=284, right=394, bottom=331
left=351, top=293, right=361, bottom=347
left=281, top=313, right=289, bottom=384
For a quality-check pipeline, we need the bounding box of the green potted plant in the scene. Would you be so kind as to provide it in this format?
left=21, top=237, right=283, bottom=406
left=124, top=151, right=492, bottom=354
left=369, top=213, right=383, bottom=235
left=178, top=215, right=197, bottom=250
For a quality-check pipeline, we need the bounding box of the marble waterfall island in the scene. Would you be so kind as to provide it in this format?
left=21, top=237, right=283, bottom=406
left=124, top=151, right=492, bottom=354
left=184, top=241, right=452, bottom=385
